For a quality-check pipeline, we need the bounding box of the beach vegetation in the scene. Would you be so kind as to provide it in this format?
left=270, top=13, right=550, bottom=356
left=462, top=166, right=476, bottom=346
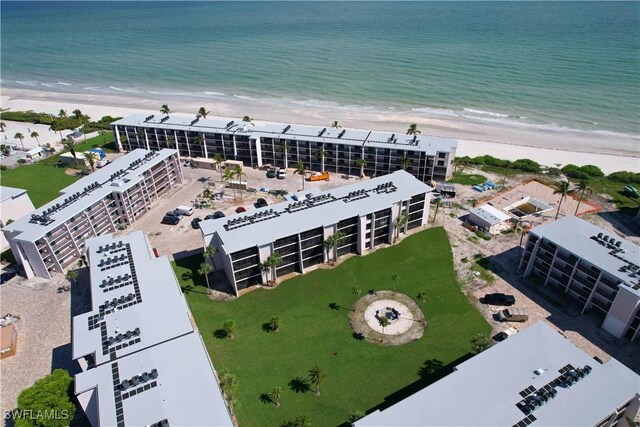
left=171, top=228, right=489, bottom=427
left=562, top=164, right=604, bottom=179
left=448, top=172, right=486, bottom=185
left=13, top=132, right=25, bottom=149
left=406, top=123, right=421, bottom=135
left=198, top=107, right=210, bottom=118
left=330, top=120, right=341, bottom=128
left=30, top=131, right=40, bottom=145
left=607, top=171, right=640, bottom=184
left=0, top=110, right=121, bottom=134
left=511, top=158, right=541, bottom=173
left=160, top=104, right=171, bottom=115
left=16, top=369, right=76, bottom=427
left=242, top=116, right=254, bottom=123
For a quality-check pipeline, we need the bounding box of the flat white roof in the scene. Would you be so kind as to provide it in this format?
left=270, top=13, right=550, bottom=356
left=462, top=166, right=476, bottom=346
left=470, top=203, right=512, bottom=225
left=530, top=216, right=640, bottom=294
left=72, top=232, right=193, bottom=366
left=74, top=333, right=232, bottom=427
left=2, top=149, right=177, bottom=243
left=200, top=170, right=432, bottom=254
left=113, top=113, right=458, bottom=155
left=0, top=186, right=28, bottom=203
left=355, top=322, right=639, bottom=427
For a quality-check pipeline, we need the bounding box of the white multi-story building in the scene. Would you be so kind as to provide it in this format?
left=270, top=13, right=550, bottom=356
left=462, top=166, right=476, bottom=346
left=112, top=113, right=457, bottom=183
left=519, top=216, right=640, bottom=341
left=0, top=186, right=35, bottom=251
left=201, top=170, right=432, bottom=295
left=73, top=231, right=232, bottom=427
left=2, top=149, right=182, bottom=279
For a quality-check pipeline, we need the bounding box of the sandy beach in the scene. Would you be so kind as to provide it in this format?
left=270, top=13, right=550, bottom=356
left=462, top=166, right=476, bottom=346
left=1, top=88, right=638, bottom=174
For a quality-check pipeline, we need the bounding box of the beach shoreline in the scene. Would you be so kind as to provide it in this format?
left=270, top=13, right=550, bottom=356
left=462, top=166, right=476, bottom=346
left=1, top=87, right=638, bottom=174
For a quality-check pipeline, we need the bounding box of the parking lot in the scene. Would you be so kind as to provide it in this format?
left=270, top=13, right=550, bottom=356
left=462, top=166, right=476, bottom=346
left=124, top=165, right=361, bottom=260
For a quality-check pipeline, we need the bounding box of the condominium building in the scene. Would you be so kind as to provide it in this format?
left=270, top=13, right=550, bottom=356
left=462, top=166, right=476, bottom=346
left=355, top=322, right=639, bottom=427
left=111, top=113, right=457, bottom=183
left=0, top=186, right=35, bottom=251
left=73, top=231, right=232, bottom=427
left=2, top=149, right=182, bottom=279
left=201, top=170, right=432, bottom=295
left=519, top=217, right=640, bottom=341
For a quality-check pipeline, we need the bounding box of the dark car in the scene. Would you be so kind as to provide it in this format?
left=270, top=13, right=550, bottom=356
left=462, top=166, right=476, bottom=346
left=255, top=198, right=269, bottom=208
left=266, top=167, right=277, bottom=178
left=191, top=217, right=202, bottom=229
left=204, top=214, right=215, bottom=221
left=235, top=206, right=247, bottom=214
left=161, top=214, right=180, bottom=225
left=482, top=293, right=516, bottom=306
left=0, top=271, right=17, bottom=285
left=213, top=211, right=225, bottom=219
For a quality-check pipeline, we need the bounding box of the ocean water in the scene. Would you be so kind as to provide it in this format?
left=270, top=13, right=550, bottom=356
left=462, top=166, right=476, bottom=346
left=1, top=1, right=639, bottom=135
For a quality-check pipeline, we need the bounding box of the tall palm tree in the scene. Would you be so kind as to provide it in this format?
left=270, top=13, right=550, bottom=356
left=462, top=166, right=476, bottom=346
left=0, top=122, right=6, bottom=132
left=160, top=104, right=171, bottom=115
left=242, top=115, right=253, bottom=124
left=355, top=158, right=367, bottom=178
left=295, top=161, right=306, bottom=190
left=165, top=134, right=180, bottom=161
left=308, top=365, right=325, bottom=396
left=58, top=109, right=67, bottom=118
left=260, top=261, right=271, bottom=285
left=198, top=262, right=213, bottom=294
left=73, top=109, right=83, bottom=122
left=431, top=199, right=442, bottom=223
left=213, top=153, right=224, bottom=181
left=13, top=132, right=25, bottom=150
left=553, top=180, right=572, bottom=220
left=204, top=245, right=217, bottom=268
left=279, top=141, right=289, bottom=169
left=270, top=387, right=282, bottom=408
left=198, top=107, right=210, bottom=118
left=316, top=145, right=326, bottom=172
left=399, top=156, right=411, bottom=170
left=267, top=252, right=283, bottom=284
left=30, top=131, right=40, bottom=146
left=330, top=121, right=341, bottom=129
left=393, top=212, right=409, bottom=242
left=66, top=269, right=80, bottom=294
left=391, top=273, right=399, bottom=292
left=574, top=181, right=592, bottom=216
left=62, top=139, right=78, bottom=165
left=406, top=123, right=421, bottom=135
left=379, top=316, right=390, bottom=343
left=83, top=152, right=98, bottom=172
left=192, top=135, right=205, bottom=157
left=323, top=237, right=334, bottom=264
left=331, top=231, right=346, bottom=264
left=234, top=164, right=247, bottom=198
left=223, top=168, right=237, bottom=199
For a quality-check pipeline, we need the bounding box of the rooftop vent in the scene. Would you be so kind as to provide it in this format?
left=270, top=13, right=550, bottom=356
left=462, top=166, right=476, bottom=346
left=337, top=130, right=346, bottom=139
left=282, top=125, right=291, bottom=134
left=318, top=128, right=327, bottom=137
left=144, top=114, right=155, bottom=122
left=226, top=121, right=234, bottom=128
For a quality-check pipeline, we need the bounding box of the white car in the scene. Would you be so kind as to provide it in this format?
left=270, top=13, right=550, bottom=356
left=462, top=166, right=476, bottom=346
left=277, top=168, right=286, bottom=179
left=494, top=327, right=518, bottom=341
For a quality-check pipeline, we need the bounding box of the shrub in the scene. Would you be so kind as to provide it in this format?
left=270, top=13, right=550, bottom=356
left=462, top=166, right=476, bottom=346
left=608, top=171, right=640, bottom=184
left=0, top=165, right=6, bottom=171
left=579, top=164, right=605, bottom=178
left=17, top=159, right=27, bottom=164
left=468, top=155, right=511, bottom=168
left=546, top=167, right=562, bottom=176
left=561, top=164, right=590, bottom=180
left=16, top=369, right=76, bottom=427
left=511, top=158, right=541, bottom=173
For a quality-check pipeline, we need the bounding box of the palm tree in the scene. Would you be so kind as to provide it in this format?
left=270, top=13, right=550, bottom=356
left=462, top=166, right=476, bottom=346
left=198, top=262, right=213, bottom=294
left=13, top=132, right=25, bottom=150
left=308, top=365, right=325, bottom=396
left=0, top=122, right=5, bottom=132
left=223, top=320, right=235, bottom=339
left=83, top=152, right=98, bottom=172
left=270, top=387, right=282, bottom=407
left=198, top=107, right=210, bottom=118
left=58, top=109, right=67, bottom=118
left=30, top=131, right=40, bottom=146
left=73, top=109, right=83, bottom=122
left=66, top=269, right=80, bottom=294
left=160, top=104, right=171, bottom=115
left=234, top=164, right=247, bottom=198
left=279, top=141, right=290, bottom=169
left=316, top=146, right=326, bottom=172
left=574, top=181, right=592, bottom=216
left=267, top=252, right=283, bottom=283
left=260, top=261, right=271, bottom=285
left=330, top=231, right=346, bottom=264
left=295, top=161, right=306, bottom=190
left=431, top=199, right=442, bottom=223
left=330, top=121, right=341, bottom=129
left=399, top=156, right=411, bottom=170
left=223, top=168, right=237, bottom=199
left=62, top=140, right=78, bottom=165
left=204, top=245, right=217, bottom=267
left=242, top=116, right=254, bottom=125
left=379, top=316, right=390, bottom=343
left=192, top=134, right=204, bottom=155
left=213, top=153, right=224, bottom=181
left=352, top=286, right=361, bottom=298
left=355, top=158, right=367, bottom=179
left=393, top=212, right=409, bottom=242
left=553, top=180, right=572, bottom=220
left=406, top=123, right=421, bottom=135
left=269, top=316, right=281, bottom=332
left=391, top=274, right=399, bottom=292
left=218, top=370, right=238, bottom=398
left=0, top=144, right=10, bottom=156
left=323, top=237, right=333, bottom=264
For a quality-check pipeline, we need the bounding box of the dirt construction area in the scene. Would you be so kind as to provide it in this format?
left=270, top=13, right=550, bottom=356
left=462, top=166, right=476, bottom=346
left=123, top=165, right=362, bottom=260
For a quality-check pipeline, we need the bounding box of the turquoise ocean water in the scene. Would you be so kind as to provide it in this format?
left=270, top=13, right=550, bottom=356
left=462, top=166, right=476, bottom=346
left=1, top=1, right=639, bottom=135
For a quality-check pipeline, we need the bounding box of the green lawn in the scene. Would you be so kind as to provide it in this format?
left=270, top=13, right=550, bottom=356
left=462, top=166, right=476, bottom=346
left=173, top=228, right=490, bottom=427
left=448, top=172, right=487, bottom=186
left=1, top=135, right=115, bottom=208
left=589, top=178, right=640, bottom=216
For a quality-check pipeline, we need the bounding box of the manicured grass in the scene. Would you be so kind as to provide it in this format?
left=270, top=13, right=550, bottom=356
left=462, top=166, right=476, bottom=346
left=589, top=178, right=640, bottom=215
left=1, top=135, right=115, bottom=207
left=173, top=228, right=490, bottom=427
left=448, top=172, right=487, bottom=186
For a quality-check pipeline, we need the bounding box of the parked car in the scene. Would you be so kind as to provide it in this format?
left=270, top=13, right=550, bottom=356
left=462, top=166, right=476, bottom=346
left=161, top=214, right=181, bottom=225
left=235, top=206, right=247, bottom=213
left=213, top=211, right=225, bottom=219
left=266, top=167, right=277, bottom=178
left=482, top=293, right=516, bottom=306
left=255, top=198, right=269, bottom=208
left=277, top=168, right=286, bottom=179
left=96, top=159, right=111, bottom=168
left=0, top=271, right=17, bottom=285
left=494, top=327, right=518, bottom=341
left=191, top=217, right=202, bottom=229
left=204, top=214, right=215, bottom=221
left=175, top=206, right=194, bottom=216
left=498, top=308, right=529, bottom=322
